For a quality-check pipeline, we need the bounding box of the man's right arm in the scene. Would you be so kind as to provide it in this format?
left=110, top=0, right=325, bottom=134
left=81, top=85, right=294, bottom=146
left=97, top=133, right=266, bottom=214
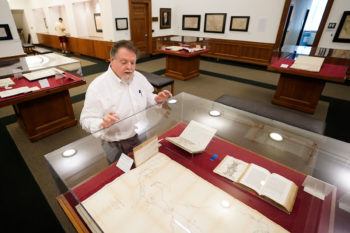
left=80, top=88, right=104, bottom=134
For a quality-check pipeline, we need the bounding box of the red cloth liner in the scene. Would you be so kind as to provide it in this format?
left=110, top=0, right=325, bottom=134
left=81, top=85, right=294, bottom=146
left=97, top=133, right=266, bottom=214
left=270, top=58, right=347, bottom=81
left=0, top=72, right=82, bottom=102
left=70, top=123, right=333, bottom=233
left=161, top=49, right=208, bottom=58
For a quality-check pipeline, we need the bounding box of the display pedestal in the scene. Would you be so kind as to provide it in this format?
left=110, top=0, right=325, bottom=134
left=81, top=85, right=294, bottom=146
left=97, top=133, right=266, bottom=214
left=161, top=49, right=207, bottom=81
left=268, top=57, right=348, bottom=114
left=14, top=90, right=77, bottom=141
left=165, top=54, right=200, bottom=80
left=0, top=72, right=85, bottom=141
left=272, top=73, right=325, bottom=114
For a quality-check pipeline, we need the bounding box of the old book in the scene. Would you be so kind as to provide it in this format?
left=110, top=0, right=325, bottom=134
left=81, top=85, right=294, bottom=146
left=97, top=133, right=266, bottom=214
left=214, top=155, right=298, bottom=213
left=290, top=55, right=325, bottom=72
left=166, top=120, right=217, bottom=153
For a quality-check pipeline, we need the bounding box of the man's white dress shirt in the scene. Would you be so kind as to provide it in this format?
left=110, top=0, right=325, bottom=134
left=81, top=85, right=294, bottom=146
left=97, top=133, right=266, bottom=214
left=80, top=67, right=156, bottom=141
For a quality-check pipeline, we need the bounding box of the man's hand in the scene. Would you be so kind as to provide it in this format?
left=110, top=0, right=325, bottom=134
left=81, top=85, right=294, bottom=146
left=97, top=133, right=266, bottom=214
left=155, top=90, right=172, bottom=103
left=101, top=112, right=119, bottom=129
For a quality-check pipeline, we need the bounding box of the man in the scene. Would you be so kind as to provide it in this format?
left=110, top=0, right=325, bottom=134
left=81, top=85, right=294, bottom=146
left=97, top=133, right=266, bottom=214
left=55, top=18, right=68, bottom=53
left=80, top=40, right=171, bottom=163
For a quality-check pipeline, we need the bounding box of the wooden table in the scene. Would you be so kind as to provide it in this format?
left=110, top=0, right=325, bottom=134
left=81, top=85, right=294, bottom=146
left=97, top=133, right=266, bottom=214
left=0, top=72, right=85, bottom=141
left=268, top=57, right=348, bottom=114
left=160, top=49, right=208, bottom=80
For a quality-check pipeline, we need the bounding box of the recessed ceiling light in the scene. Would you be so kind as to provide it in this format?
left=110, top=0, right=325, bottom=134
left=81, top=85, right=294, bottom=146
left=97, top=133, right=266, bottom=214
left=62, top=149, right=77, bottom=157
left=209, top=110, right=221, bottom=117
left=168, top=99, right=177, bottom=104
left=269, top=132, right=283, bottom=142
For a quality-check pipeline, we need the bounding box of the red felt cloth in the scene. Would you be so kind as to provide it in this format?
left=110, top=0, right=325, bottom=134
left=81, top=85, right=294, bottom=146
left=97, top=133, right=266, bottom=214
left=270, top=58, right=347, bottom=81
left=70, top=123, right=333, bottom=233
left=0, top=72, right=82, bottom=102
left=161, top=48, right=208, bottom=58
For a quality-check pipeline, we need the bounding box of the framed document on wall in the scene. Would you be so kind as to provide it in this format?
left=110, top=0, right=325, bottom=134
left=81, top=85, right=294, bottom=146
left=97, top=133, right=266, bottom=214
left=94, top=13, right=102, bottom=32
left=115, top=18, right=128, bottom=30
left=160, top=8, right=171, bottom=29
left=204, top=13, right=226, bottom=33
left=182, top=15, right=201, bottom=31
left=0, top=24, right=13, bottom=40
left=230, top=16, right=250, bottom=32
left=333, top=11, right=350, bottom=43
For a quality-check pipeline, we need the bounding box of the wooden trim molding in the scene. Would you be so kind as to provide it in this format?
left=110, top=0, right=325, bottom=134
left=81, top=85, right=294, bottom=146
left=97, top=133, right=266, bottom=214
left=57, top=195, right=90, bottom=233
left=311, top=0, right=334, bottom=53
left=274, top=0, right=292, bottom=50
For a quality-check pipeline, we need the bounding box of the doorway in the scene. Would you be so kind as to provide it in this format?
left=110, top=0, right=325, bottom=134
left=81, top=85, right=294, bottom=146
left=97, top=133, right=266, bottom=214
left=279, top=0, right=333, bottom=50
left=128, top=0, right=152, bottom=57
left=11, top=9, right=30, bottom=44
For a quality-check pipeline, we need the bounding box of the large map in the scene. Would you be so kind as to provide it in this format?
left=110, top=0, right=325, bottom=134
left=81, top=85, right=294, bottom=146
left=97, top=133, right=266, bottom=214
left=82, top=153, right=289, bottom=233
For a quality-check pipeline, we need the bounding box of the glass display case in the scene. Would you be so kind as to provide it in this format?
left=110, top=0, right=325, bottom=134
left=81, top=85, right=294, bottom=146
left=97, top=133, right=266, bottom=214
left=155, top=35, right=208, bottom=51
left=0, top=53, right=85, bottom=141
left=0, top=53, right=82, bottom=78
left=45, top=92, right=350, bottom=233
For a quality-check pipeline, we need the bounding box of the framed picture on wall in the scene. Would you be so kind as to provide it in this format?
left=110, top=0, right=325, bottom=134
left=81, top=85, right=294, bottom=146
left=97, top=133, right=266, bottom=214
left=0, top=24, right=13, bottom=40
left=94, top=13, right=102, bottom=33
left=115, top=18, right=128, bottom=30
left=160, top=8, right=171, bottom=29
left=182, top=15, right=201, bottom=31
left=204, top=13, right=226, bottom=33
left=333, top=11, right=350, bottom=43
left=230, top=16, right=250, bottom=32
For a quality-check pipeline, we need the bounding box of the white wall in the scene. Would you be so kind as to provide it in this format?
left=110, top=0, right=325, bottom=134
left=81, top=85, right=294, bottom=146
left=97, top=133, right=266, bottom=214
left=165, top=0, right=285, bottom=43
left=319, top=0, right=350, bottom=49
left=109, top=0, right=130, bottom=41
left=0, top=0, right=24, bottom=58
left=151, top=1, right=176, bottom=37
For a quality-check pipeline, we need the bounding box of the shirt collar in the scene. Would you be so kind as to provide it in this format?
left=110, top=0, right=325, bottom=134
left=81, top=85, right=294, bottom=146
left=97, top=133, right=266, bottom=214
left=107, top=65, right=133, bottom=85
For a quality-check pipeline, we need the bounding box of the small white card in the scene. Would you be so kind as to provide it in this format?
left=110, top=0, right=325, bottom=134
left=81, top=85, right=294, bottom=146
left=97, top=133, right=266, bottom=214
left=280, top=64, right=289, bottom=68
left=302, top=175, right=334, bottom=200
left=39, top=78, right=50, bottom=88
left=116, top=153, right=134, bottom=173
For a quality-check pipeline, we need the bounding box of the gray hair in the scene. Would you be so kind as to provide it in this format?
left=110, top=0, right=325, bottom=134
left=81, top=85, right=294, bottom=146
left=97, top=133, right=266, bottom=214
left=110, top=40, right=138, bottom=59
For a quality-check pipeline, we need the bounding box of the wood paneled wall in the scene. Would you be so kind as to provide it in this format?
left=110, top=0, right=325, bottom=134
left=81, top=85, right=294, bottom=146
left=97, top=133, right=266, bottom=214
left=202, top=39, right=274, bottom=66
left=38, top=33, right=273, bottom=65
left=152, top=36, right=274, bottom=66
left=36, top=33, right=113, bottom=61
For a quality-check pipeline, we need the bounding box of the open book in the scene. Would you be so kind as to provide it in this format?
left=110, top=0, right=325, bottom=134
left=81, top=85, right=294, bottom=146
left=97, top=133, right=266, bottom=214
left=214, top=155, right=298, bottom=213
left=166, top=121, right=217, bottom=153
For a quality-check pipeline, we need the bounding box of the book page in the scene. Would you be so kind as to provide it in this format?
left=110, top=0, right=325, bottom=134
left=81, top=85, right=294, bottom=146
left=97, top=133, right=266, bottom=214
left=260, top=173, right=293, bottom=206
left=166, top=136, right=200, bottom=153
left=133, top=136, right=159, bottom=167
left=239, top=164, right=270, bottom=194
left=290, top=55, right=325, bottom=72
left=166, top=121, right=217, bottom=153
left=180, top=120, right=217, bottom=150
left=213, top=155, right=249, bottom=182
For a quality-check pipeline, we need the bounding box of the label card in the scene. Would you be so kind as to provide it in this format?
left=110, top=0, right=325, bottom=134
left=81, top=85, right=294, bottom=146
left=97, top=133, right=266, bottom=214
left=280, top=64, right=289, bottom=68
left=302, top=175, right=334, bottom=200
left=116, top=153, right=134, bottom=173
left=39, top=78, right=50, bottom=88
